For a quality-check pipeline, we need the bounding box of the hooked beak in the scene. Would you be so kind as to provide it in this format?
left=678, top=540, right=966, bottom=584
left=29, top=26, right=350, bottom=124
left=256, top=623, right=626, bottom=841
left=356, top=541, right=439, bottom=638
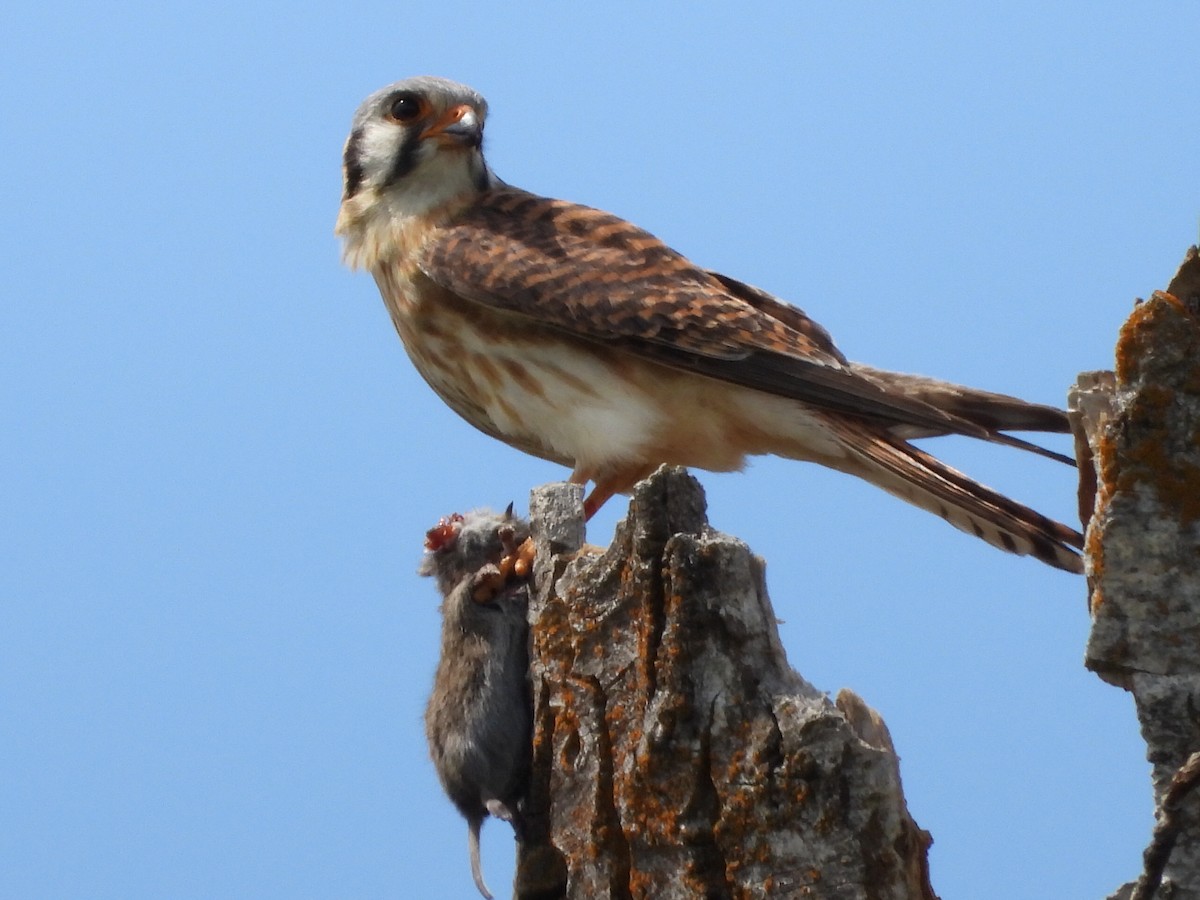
left=421, top=104, right=482, bottom=148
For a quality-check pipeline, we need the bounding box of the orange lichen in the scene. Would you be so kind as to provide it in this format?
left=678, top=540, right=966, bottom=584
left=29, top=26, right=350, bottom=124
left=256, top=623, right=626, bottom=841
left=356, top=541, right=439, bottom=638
left=1114, top=291, right=1187, bottom=380
left=1108, top=292, right=1200, bottom=526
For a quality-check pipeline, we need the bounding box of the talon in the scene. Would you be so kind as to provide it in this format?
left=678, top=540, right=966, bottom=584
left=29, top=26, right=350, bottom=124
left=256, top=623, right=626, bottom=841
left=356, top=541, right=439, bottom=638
left=491, top=537, right=536, bottom=588
left=512, top=537, right=535, bottom=578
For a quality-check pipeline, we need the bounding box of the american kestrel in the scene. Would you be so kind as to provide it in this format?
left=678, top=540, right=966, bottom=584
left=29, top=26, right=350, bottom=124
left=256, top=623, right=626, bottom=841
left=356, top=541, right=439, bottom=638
left=336, top=76, right=1084, bottom=573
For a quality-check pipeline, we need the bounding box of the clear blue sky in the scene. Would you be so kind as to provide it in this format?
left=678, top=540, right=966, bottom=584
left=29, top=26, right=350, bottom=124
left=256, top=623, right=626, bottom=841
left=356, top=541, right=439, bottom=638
left=3, top=3, right=1196, bottom=898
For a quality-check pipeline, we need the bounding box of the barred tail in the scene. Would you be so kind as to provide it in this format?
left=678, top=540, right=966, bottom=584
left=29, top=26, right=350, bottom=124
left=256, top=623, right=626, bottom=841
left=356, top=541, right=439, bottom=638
left=840, top=430, right=1084, bottom=573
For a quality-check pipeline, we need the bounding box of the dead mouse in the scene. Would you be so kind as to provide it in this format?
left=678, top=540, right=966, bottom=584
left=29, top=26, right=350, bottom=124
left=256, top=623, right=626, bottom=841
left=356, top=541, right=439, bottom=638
left=421, top=506, right=535, bottom=899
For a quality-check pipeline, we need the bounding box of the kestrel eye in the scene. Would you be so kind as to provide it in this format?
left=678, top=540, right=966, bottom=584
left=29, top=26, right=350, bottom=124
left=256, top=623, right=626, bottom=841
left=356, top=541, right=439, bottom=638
left=388, top=95, right=422, bottom=123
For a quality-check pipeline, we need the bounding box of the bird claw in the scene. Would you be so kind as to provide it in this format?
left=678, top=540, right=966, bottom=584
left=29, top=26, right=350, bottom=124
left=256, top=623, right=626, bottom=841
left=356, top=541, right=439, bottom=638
left=509, top=536, right=536, bottom=580
left=470, top=537, right=536, bottom=603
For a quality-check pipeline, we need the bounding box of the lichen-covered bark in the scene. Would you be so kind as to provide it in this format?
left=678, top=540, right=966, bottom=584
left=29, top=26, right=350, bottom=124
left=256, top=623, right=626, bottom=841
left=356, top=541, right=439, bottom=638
left=515, top=468, right=935, bottom=900
left=1071, top=247, right=1200, bottom=900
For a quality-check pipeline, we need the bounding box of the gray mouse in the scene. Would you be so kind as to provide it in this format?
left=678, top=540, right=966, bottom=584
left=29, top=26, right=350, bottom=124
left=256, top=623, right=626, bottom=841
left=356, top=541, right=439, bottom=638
left=421, top=507, right=535, bottom=899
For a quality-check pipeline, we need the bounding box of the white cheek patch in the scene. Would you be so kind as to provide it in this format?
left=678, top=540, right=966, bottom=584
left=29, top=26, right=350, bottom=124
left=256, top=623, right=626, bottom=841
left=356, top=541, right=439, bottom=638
left=358, top=121, right=406, bottom=182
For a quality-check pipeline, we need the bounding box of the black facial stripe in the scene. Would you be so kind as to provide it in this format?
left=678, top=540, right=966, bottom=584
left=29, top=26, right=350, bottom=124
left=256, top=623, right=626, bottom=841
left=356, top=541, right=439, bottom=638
left=471, top=140, right=490, bottom=191
left=342, top=126, right=365, bottom=199
left=383, top=128, right=422, bottom=188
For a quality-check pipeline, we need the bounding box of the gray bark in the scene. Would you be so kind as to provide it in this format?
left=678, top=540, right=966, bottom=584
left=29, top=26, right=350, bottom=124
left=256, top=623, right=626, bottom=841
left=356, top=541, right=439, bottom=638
left=1071, top=247, right=1200, bottom=900
left=514, top=469, right=934, bottom=899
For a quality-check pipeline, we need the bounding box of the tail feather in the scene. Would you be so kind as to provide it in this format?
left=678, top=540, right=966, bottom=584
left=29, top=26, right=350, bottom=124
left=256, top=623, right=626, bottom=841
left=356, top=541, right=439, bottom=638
left=841, top=429, right=1084, bottom=573
left=850, top=365, right=1071, bottom=434
left=851, top=365, right=1076, bottom=465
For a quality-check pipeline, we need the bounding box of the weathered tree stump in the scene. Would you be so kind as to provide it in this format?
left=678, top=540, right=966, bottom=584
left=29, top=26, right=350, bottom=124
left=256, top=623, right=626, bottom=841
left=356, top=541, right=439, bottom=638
left=516, top=469, right=934, bottom=899
left=1071, top=246, right=1200, bottom=900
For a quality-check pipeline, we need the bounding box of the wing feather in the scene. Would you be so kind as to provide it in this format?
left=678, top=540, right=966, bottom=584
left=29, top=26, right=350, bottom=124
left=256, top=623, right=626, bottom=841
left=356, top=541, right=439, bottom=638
left=417, top=187, right=1058, bottom=451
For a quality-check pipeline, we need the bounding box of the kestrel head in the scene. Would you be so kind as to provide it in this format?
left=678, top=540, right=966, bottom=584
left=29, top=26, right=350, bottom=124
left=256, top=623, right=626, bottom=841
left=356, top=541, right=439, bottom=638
left=337, top=76, right=493, bottom=240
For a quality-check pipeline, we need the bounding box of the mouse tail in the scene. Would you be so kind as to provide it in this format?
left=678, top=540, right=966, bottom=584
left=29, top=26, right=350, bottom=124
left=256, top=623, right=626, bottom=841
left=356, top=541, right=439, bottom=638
left=468, top=815, right=494, bottom=900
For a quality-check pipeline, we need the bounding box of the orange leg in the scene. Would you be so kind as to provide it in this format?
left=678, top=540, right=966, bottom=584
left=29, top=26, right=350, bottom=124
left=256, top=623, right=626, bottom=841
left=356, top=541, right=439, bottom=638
left=578, top=466, right=657, bottom=521
left=582, top=482, right=620, bottom=521
left=568, top=468, right=607, bottom=521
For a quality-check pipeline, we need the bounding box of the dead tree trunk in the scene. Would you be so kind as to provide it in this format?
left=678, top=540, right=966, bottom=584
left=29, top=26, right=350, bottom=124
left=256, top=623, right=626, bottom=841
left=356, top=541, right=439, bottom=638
left=514, top=469, right=934, bottom=900
left=1072, top=246, right=1200, bottom=900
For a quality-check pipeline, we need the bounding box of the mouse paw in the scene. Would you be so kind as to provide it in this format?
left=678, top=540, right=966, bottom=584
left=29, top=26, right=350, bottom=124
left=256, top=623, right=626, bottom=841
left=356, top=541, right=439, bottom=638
left=485, top=798, right=516, bottom=822
left=470, top=563, right=507, bottom=603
